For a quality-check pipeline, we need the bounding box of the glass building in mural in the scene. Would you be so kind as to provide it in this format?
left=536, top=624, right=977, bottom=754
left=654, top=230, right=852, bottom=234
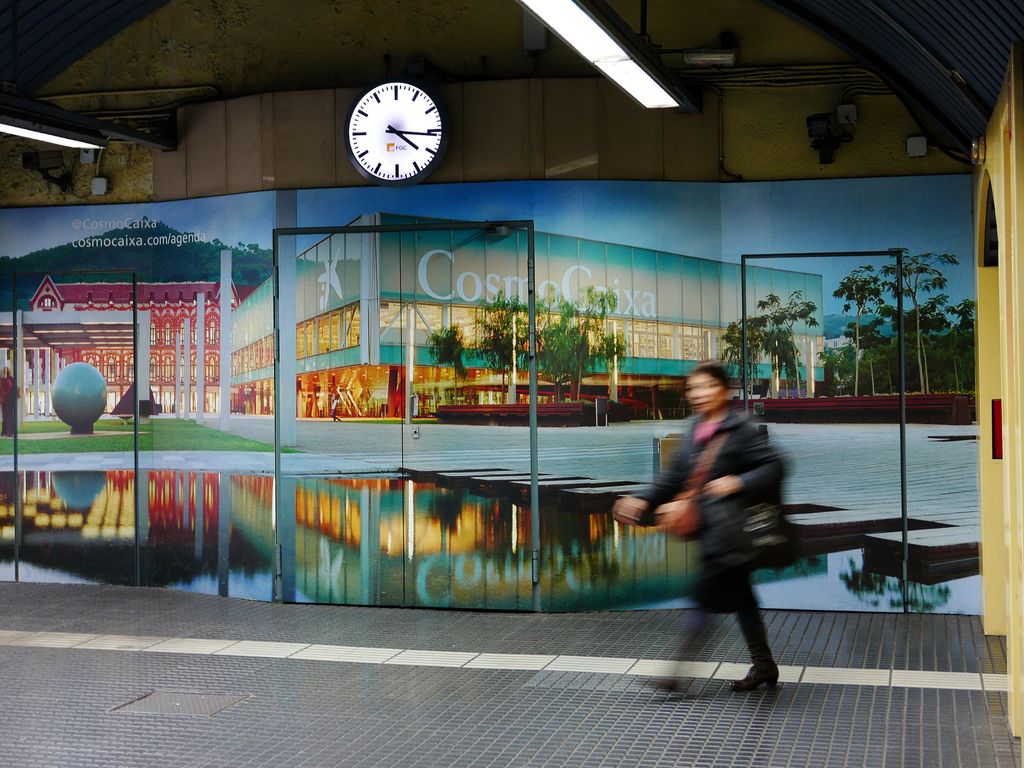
left=231, top=214, right=826, bottom=419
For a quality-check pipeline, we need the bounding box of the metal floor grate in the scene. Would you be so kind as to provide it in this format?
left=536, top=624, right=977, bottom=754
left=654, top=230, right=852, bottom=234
left=111, top=691, right=249, bottom=717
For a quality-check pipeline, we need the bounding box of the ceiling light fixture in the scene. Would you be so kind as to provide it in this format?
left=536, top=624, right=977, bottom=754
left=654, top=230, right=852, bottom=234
left=0, top=93, right=176, bottom=151
left=680, top=31, right=739, bottom=68
left=0, top=116, right=105, bottom=149
left=516, top=0, right=700, bottom=111
left=681, top=48, right=737, bottom=67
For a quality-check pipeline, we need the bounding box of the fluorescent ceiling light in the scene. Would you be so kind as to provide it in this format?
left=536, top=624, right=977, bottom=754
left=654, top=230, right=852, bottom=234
left=519, top=0, right=623, bottom=61
left=0, top=117, right=106, bottom=149
left=518, top=0, right=681, bottom=109
left=0, top=93, right=175, bottom=151
left=593, top=60, right=679, bottom=108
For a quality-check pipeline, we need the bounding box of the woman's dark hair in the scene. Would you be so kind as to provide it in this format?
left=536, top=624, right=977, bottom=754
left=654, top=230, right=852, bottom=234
left=689, top=359, right=729, bottom=387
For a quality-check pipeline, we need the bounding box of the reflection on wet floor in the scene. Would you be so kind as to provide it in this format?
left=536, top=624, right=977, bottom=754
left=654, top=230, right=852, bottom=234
left=0, top=469, right=979, bottom=613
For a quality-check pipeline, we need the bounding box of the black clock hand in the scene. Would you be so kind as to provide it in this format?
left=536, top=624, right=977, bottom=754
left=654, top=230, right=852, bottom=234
left=385, top=125, right=419, bottom=150
left=387, top=129, right=440, bottom=136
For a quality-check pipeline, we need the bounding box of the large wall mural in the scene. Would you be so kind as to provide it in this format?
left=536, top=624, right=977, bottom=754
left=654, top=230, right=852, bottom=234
left=0, top=174, right=976, bottom=615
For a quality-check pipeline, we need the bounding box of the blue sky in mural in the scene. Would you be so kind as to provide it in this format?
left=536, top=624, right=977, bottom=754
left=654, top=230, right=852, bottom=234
left=721, top=174, right=975, bottom=313
left=296, top=181, right=724, bottom=259
left=298, top=175, right=973, bottom=315
left=0, top=191, right=275, bottom=258
left=0, top=176, right=972, bottom=317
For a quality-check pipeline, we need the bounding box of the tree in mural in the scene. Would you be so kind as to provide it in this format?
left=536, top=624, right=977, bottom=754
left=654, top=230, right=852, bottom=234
left=941, top=298, right=976, bottom=391
left=846, top=315, right=888, bottom=394
left=881, top=251, right=958, bottom=394
left=833, top=265, right=883, bottom=396
left=817, top=345, right=853, bottom=396
left=839, top=558, right=951, bottom=611
left=474, top=292, right=527, bottom=404
left=536, top=287, right=618, bottom=401
left=753, top=291, right=820, bottom=397
left=426, top=325, right=467, bottom=403
left=720, top=319, right=767, bottom=395
left=598, top=323, right=627, bottom=401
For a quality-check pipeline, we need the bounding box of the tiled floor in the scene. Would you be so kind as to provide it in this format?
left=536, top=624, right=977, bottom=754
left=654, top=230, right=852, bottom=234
left=0, top=582, right=1017, bottom=767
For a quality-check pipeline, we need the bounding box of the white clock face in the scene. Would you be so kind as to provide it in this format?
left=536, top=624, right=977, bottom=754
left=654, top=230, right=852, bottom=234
left=345, top=81, right=447, bottom=186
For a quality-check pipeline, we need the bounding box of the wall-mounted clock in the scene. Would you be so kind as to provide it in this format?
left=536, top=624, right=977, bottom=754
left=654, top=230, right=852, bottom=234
left=344, top=80, right=448, bottom=186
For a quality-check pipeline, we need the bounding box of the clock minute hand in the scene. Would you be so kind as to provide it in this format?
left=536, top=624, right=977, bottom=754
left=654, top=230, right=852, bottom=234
left=385, top=125, right=419, bottom=150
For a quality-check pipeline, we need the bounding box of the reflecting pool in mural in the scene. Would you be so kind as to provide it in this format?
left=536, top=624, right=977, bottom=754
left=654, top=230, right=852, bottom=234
left=0, top=469, right=979, bottom=613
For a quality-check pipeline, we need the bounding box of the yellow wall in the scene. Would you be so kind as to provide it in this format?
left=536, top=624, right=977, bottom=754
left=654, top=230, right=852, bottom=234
left=976, top=180, right=1004, bottom=633
left=978, top=40, right=1024, bottom=737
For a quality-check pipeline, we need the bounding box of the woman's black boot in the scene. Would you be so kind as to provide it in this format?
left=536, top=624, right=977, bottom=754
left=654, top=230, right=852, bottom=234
left=732, top=607, right=779, bottom=691
left=729, top=664, right=779, bottom=691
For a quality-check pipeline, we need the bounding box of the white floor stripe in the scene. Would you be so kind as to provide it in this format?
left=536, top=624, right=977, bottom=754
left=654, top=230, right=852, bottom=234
left=465, top=653, right=557, bottom=670
left=713, top=662, right=759, bottom=681
left=776, top=665, right=804, bottom=684
left=891, top=670, right=983, bottom=690
left=627, top=659, right=721, bottom=678
left=546, top=655, right=638, bottom=674
left=291, top=644, right=402, bottom=663
left=214, top=640, right=310, bottom=658
left=143, top=638, right=238, bottom=654
left=75, top=635, right=167, bottom=651
left=384, top=650, right=479, bottom=667
left=802, top=666, right=891, bottom=686
left=11, top=632, right=99, bottom=648
left=983, top=673, right=1010, bottom=691
left=0, top=629, right=1006, bottom=691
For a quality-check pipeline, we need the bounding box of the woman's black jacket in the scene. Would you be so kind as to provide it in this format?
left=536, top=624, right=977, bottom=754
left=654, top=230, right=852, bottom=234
left=637, top=410, right=785, bottom=578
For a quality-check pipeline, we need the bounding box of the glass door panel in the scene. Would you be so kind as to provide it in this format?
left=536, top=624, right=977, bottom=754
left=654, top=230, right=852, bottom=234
left=534, top=236, right=700, bottom=610
left=740, top=253, right=978, bottom=614
left=277, top=228, right=404, bottom=605
left=398, top=224, right=533, bottom=610
left=13, top=271, right=138, bottom=586
left=278, top=221, right=535, bottom=610
left=135, top=245, right=276, bottom=601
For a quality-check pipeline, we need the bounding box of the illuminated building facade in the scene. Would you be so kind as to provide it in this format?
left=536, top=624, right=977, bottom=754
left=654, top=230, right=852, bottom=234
left=232, top=215, right=826, bottom=420
left=27, top=276, right=253, bottom=415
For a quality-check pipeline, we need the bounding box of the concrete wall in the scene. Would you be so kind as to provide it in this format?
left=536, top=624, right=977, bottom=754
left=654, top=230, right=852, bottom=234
left=151, top=79, right=724, bottom=200
left=0, top=0, right=965, bottom=207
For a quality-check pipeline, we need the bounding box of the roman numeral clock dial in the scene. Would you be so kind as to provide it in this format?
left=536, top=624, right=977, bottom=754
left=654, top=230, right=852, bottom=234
left=345, top=81, right=448, bottom=186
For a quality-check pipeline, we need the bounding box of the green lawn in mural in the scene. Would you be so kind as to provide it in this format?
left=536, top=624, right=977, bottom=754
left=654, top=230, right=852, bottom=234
left=0, top=419, right=294, bottom=454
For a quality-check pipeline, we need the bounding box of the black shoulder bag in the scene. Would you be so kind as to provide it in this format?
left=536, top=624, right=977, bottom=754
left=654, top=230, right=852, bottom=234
left=744, top=496, right=799, bottom=569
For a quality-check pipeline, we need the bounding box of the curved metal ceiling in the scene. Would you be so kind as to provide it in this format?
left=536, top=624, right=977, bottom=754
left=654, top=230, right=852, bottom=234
left=764, top=0, right=1024, bottom=154
left=0, top=0, right=171, bottom=93
left=2, top=0, right=1022, bottom=156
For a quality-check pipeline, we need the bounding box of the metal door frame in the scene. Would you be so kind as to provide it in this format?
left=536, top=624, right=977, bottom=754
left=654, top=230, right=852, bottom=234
left=272, top=220, right=540, bottom=608
left=740, top=249, right=909, bottom=609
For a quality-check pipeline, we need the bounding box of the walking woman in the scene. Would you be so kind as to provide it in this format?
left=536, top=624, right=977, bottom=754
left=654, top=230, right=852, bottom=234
left=612, top=360, right=785, bottom=692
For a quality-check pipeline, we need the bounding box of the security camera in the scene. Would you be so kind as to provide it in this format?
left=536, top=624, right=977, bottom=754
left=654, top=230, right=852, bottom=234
left=806, top=113, right=832, bottom=140
left=806, top=113, right=852, bottom=165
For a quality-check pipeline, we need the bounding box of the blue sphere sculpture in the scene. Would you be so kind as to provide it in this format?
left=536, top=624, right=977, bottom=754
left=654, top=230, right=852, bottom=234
left=52, top=362, right=107, bottom=434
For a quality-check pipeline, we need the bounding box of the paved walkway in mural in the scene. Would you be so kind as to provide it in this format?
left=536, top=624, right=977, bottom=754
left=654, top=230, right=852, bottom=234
left=0, top=418, right=979, bottom=530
